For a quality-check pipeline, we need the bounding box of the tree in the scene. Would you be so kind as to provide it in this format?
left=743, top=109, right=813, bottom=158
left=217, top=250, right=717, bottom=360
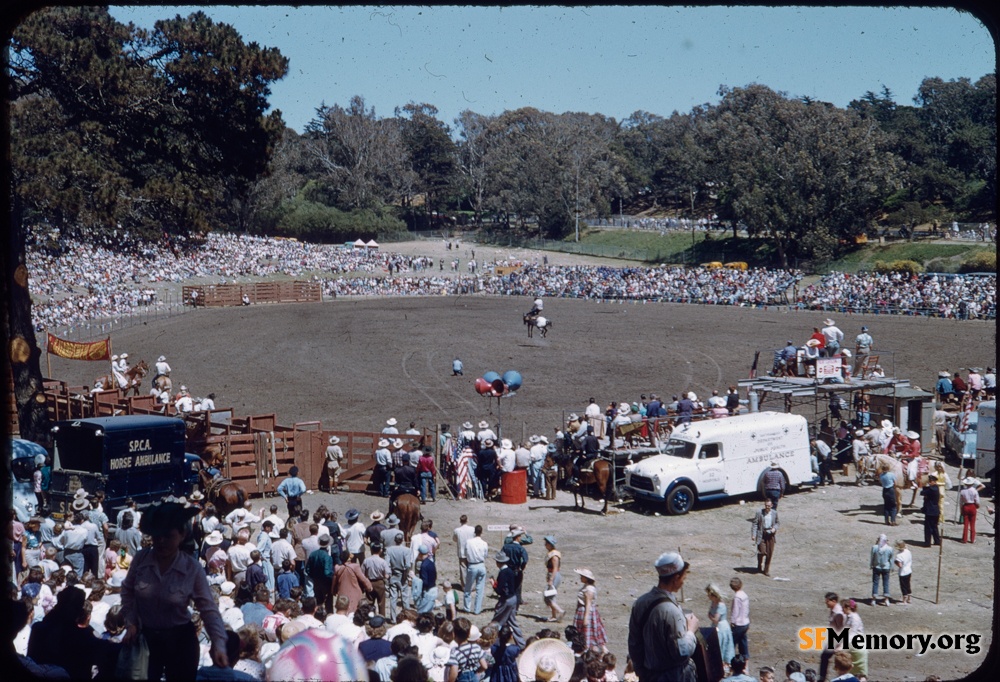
left=704, top=85, right=901, bottom=266
left=454, top=110, right=496, bottom=226
left=395, top=103, right=459, bottom=227
left=6, top=7, right=288, bottom=440
left=303, top=95, right=409, bottom=211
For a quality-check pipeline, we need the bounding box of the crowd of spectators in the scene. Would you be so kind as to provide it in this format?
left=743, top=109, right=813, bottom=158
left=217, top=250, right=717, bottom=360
left=27, top=230, right=995, bottom=332
left=797, top=272, right=996, bottom=319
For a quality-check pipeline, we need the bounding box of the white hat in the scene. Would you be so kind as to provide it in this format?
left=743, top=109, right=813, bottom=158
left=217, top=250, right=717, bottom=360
left=71, top=498, right=90, bottom=512
left=180, top=385, right=188, bottom=392
left=478, top=420, right=490, bottom=429
left=573, top=567, right=596, bottom=582
left=906, top=430, right=920, bottom=440
left=687, top=392, right=697, bottom=401
left=73, top=488, right=89, bottom=499
left=158, top=355, right=166, bottom=362
left=806, top=339, right=821, bottom=347
left=469, top=625, right=481, bottom=642
left=517, top=638, right=576, bottom=682
left=378, top=438, right=390, bottom=448
left=189, top=490, right=205, bottom=501
left=841, top=349, right=852, bottom=357
left=328, top=435, right=340, bottom=445
left=501, top=438, right=513, bottom=450
left=539, top=435, right=548, bottom=444
left=962, top=477, right=978, bottom=486
left=112, top=354, right=119, bottom=361
left=393, top=439, right=404, bottom=449
left=855, top=429, right=865, bottom=437
left=881, top=419, right=893, bottom=429
left=567, top=413, right=579, bottom=421
left=386, top=418, right=397, bottom=426
left=462, top=421, right=474, bottom=430
left=529, top=435, right=541, bottom=444
left=824, top=318, right=835, bottom=326
left=204, top=530, right=224, bottom=546
left=654, top=551, right=688, bottom=577
left=220, top=581, right=237, bottom=595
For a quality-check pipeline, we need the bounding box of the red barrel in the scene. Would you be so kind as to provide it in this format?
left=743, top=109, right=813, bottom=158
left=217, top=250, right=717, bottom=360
left=500, top=469, right=527, bottom=504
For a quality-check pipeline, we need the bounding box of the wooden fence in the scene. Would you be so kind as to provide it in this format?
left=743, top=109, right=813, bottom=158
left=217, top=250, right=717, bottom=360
left=41, top=379, right=428, bottom=499
left=182, top=281, right=321, bottom=307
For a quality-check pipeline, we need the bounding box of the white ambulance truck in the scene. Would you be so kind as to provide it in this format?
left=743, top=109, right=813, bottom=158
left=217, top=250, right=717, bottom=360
left=624, top=411, right=817, bottom=514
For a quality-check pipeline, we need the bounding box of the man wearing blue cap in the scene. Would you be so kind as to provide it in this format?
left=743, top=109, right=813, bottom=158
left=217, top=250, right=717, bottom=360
left=628, top=552, right=699, bottom=682
left=489, top=550, right=525, bottom=647
left=414, top=545, right=438, bottom=613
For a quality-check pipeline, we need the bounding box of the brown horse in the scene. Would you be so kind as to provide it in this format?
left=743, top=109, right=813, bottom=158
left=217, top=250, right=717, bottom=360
left=198, top=467, right=245, bottom=516
left=391, top=493, right=421, bottom=542
left=569, top=458, right=613, bottom=515
left=153, top=374, right=172, bottom=393
left=94, top=359, right=149, bottom=396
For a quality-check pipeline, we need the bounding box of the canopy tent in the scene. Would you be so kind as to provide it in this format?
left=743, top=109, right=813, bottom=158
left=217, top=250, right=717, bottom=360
left=365, top=239, right=379, bottom=250
left=352, top=239, right=366, bottom=250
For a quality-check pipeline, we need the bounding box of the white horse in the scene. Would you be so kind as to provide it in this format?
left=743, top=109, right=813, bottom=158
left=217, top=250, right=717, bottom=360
left=524, top=313, right=552, bottom=338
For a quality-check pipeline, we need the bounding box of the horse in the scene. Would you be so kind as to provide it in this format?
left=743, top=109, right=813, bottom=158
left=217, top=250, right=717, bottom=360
left=197, top=467, right=245, bottom=516
left=567, top=457, right=614, bottom=515
left=94, top=359, right=148, bottom=397
left=153, top=374, right=172, bottom=394
left=390, top=493, right=421, bottom=542
left=523, top=313, right=552, bottom=338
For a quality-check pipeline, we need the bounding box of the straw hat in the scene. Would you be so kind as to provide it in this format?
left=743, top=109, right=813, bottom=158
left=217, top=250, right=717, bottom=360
left=517, top=639, right=575, bottom=682
left=824, top=318, right=836, bottom=326
left=378, top=439, right=390, bottom=448
left=806, top=339, right=821, bottom=348
left=370, top=510, right=385, bottom=522
left=574, top=567, right=596, bottom=582
left=478, top=420, right=490, bottom=429
left=71, top=498, right=90, bottom=512
left=328, top=435, right=341, bottom=445
left=386, top=418, right=398, bottom=426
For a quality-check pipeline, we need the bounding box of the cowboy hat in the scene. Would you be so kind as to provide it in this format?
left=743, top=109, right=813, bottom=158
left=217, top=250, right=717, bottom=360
left=962, top=477, right=978, bottom=486
left=370, top=510, right=385, bottom=522
left=189, top=490, right=205, bottom=501
left=157, top=355, right=166, bottom=362
left=139, top=502, right=199, bottom=537
left=567, top=413, right=579, bottom=421
left=880, top=419, right=893, bottom=429
left=482, top=438, right=494, bottom=447
left=204, top=530, right=224, bottom=546
left=392, top=439, right=404, bottom=449
left=346, top=508, right=359, bottom=521
left=841, top=349, right=852, bottom=357
left=386, top=514, right=399, bottom=527
left=120, top=353, right=128, bottom=359
left=462, top=421, right=474, bottom=430
left=824, top=318, right=836, bottom=326
left=112, top=354, right=119, bottom=361
left=328, top=435, right=341, bottom=445
left=938, top=370, right=950, bottom=378
left=529, top=435, right=541, bottom=444
left=386, top=417, right=397, bottom=426
left=494, top=551, right=510, bottom=563
left=71, top=498, right=90, bottom=512
left=538, top=435, right=549, bottom=444
left=478, top=420, right=490, bottom=429
left=806, top=339, right=821, bottom=347
left=501, top=438, right=513, bottom=450
left=378, top=438, right=390, bottom=448
left=574, top=567, right=596, bottom=582
left=517, top=638, right=575, bottom=682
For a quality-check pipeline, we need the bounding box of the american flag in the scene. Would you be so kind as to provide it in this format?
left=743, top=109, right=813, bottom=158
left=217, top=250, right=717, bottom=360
left=456, top=447, right=476, bottom=500
left=959, top=392, right=974, bottom=433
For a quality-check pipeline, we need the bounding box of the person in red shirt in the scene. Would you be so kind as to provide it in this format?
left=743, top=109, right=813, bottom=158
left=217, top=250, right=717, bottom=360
left=417, top=449, right=438, bottom=503
left=809, top=327, right=827, bottom=351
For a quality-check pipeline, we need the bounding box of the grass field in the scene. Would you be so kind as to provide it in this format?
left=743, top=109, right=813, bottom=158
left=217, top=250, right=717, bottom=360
left=559, top=227, right=996, bottom=272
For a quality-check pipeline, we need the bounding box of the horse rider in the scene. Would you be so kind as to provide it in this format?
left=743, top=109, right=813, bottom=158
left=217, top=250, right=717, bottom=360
left=153, top=355, right=172, bottom=388
left=388, top=451, right=419, bottom=515
left=525, top=297, right=543, bottom=320
left=111, top=353, right=128, bottom=389
left=567, top=424, right=600, bottom=487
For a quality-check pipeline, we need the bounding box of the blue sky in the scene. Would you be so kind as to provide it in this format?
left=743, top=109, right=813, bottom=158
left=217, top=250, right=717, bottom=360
left=108, top=5, right=996, bottom=134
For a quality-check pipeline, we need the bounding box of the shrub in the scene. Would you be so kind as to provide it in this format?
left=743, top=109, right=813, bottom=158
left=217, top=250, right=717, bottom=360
left=873, top=259, right=923, bottom=274
left=958, top=251, right=997, bottom=273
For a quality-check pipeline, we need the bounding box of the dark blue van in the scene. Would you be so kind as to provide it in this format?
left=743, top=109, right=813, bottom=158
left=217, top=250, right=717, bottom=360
left=50, top=415, right=201, bottom=518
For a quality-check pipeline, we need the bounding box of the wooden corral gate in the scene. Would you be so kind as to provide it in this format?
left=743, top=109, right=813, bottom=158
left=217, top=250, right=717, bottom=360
left=41, top=379, right=427, bottom=498
left=182, top=281, right=321, bottom=307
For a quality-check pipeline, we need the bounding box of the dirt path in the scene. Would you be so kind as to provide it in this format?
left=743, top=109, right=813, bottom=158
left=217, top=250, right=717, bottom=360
left=46, top=241, right=996, bottom=680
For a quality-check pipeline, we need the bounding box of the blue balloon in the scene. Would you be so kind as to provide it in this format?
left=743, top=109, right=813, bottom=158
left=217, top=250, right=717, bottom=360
left=501, top=370, right=522, bottom=392
left=482, top=371, right=501, bottom=384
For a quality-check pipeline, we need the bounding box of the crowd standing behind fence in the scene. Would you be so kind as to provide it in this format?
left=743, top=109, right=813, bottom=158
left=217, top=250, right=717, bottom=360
left=29, top=232, right=996, bottom=342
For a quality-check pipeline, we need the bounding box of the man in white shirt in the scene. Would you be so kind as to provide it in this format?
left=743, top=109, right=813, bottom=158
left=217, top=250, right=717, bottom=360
left=463, top=525, right=489, bottom=615
left=175, top=386, right=194, bottom=413
left=225, top=501, right=261, bottom=534
left=343, top=509, right=367, bottom=560
left=410, top=519, right=439, bottom=561
left=382, top=418, right=399, bottom=435
left=821, top=318, right=844, bottom=357
left=585, top=397, right=604, bottom=438
left=453, top=515, right=476, bottom=586
left=528, top=436, right=549, bottom=499
left=226, top=529, right=257, bottom=586
left=270, top=528, right=296, bottom=573
left=497, top=439, right=516, bottom=473
left=261, top=505, right=285, bottom=538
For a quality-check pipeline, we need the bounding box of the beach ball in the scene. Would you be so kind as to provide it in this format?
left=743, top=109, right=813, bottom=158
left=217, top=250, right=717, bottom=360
left=482, top=371, right=501, bottom=384
left=265, top=629, right=368, bottom=681
left=501, top=370, right=523, bottom=392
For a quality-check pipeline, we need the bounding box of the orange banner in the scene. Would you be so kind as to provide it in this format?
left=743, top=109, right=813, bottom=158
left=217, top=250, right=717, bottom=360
left=46, top=333, right=111, bottom=361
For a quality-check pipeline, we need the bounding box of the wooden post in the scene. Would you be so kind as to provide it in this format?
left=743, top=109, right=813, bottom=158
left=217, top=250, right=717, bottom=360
left=934, top=526, right=944, bottom=604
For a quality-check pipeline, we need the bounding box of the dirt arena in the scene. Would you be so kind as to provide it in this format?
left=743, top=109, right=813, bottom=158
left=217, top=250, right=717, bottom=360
left=48, top=247, right=996, bottom=680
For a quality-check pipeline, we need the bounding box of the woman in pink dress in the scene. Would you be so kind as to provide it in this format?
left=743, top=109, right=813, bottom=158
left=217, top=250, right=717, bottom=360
left=572, top=567, right=607, bottom=652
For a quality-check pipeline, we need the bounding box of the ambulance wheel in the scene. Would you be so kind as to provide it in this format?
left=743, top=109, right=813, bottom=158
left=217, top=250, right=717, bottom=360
left=666, top=484, right=695, bottom=515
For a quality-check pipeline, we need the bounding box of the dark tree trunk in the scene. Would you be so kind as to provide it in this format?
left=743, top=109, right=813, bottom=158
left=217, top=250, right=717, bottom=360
left=6, top=195, right=51, bottom=445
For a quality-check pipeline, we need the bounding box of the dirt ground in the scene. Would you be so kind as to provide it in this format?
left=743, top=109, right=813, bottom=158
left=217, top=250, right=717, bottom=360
left=47, top=242, right=996, bottom=681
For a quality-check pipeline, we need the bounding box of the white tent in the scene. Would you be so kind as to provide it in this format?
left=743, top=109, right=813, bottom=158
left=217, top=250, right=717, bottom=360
left=365, top=239, right=380, bottom=250
left=352, top=239, right=366, bottom=250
